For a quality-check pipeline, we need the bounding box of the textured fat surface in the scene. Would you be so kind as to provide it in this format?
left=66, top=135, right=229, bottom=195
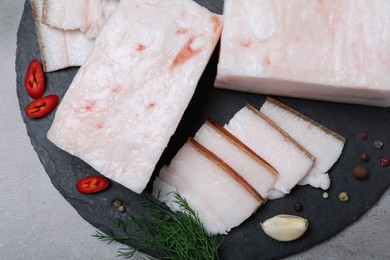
left=260, top=98, right=346, bottom=190
left=155, top=166, right=228, bottom=235
left=194, top=121, right=276, bottom=198
left=43, top=0, right=119, bottom=39
left=167, top=142, right=260, bottom=234
left=216, top=0, right=390, bottom=107
left=30, top=0, right=94, bottom=72
left=225, top=106, right=315, bottom=199
left=47, top=0, right=222, bottom=194
left=153, top=177, right=227, bottom=235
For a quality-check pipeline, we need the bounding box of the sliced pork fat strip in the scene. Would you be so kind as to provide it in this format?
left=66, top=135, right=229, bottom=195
left=260, top=98, right=346, bottom=190
left=42, top=0, right=119, bottom=39
left=163, top=139, right=262, bottom=234
left=154, top=166, right=228, bottom=235
left=30, top=0, right=94, bottom=72
left=225, top=105, right=315, bottom=199
left=194, top=120, right=277, bottom=199
left=47, top=0, right=223, bottom=194
left=215, top=0, right=390, bottom=107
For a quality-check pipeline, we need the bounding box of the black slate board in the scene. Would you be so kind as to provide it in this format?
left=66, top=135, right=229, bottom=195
left=16, top=1, right=390, bottom=259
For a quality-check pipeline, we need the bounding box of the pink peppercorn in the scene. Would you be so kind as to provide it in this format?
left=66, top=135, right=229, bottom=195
left=380, top=157, right=389, bottom=167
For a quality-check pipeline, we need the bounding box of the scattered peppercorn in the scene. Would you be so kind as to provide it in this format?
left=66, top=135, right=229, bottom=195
left=380, top=157, right=389, bottom=167
left=339, top=192, right=349, bottom=202
left=113, top=199, right=122, bottom=207
left=359, top=132, right=367, bottom=140
left=294, top=202, right=303, bottom=212
left=118, top=205, right=126, bottom=212
left=374, top=140, right=383, bottom=149
left=323, top=192, right=329, bottom=199
left=352, top=165, right=369, bottom=180
left=360, top=153, right=369, bottom=162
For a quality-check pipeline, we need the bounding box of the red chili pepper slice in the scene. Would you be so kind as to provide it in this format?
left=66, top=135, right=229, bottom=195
left=24, top=95, right=59, bottom=119
left=24, top=59, right=45, bottom=99
left=76, top=175, right=110, bottom=194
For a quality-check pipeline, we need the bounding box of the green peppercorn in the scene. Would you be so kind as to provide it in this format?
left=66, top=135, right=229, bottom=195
left=113, top=200, right=122, bottom=207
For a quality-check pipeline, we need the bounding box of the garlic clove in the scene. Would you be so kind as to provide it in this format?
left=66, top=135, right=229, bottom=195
left=260, top=214, right=308, bottom=242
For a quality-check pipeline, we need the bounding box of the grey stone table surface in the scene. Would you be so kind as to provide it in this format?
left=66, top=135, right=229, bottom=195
left=1, top=1, right=390, bottom=259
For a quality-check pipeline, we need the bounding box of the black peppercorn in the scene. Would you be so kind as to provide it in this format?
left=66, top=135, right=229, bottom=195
left=359, top=132, right=367, bottom=140
left=294, top=202, right=303, bottom=212
left=360, top=153, right=369, bottom=162
left=352, top=165, right=369, bottom=180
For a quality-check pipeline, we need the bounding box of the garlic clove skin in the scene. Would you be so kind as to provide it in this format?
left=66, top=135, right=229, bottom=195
left=260, top=214, right=308, bottom=242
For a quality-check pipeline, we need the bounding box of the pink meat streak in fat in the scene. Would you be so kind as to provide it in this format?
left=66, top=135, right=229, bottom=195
left=47, top=0, right=223, bottom=194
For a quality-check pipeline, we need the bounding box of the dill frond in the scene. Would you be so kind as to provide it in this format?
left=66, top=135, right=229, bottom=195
left=94, top=192, right=221, bottom=260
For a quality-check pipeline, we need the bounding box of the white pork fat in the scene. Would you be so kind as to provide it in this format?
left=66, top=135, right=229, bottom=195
left=260, top=97, right=346, bottom=190
left=161, top=139, right=263, bottom=235
left=42, top=0, right=119, bottom=39
left=194, top=120, right=277, bottom=199
left=30, top=0, right=94, bottom=72
left=47, top=0, right=223, bottom=194
left=216, top=0, right=390, bottom=107
left=225, top=105, right=315, bottom=199
left=154, top=166, right=228, bottom=235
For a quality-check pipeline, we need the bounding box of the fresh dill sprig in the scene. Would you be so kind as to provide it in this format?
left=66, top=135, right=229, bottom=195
left=93, top=192, right=222, bottom=260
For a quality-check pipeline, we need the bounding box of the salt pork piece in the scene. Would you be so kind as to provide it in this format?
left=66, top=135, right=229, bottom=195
left=154, top=166, right=228, bottom=235
left=42, top=0, right=119, bottom=39
left=157, top=139, right=263, bottom=234
left=225, top=105, right=315, bottom=199
left=194, top=120, right=277, bottom=198
left=47, top=0, right=223, bottom=194
left=215, top=0, right=390, bottom=107
left=260, top=98, right=346, bottom=190
left=30, top=0, right=94, bottom=72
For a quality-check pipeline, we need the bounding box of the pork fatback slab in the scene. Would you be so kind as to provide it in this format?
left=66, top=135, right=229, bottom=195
left=47, top=0, right=223, bottom=194
left=225, top=105, right=315, bottom=199
left=154, top=166, right=228, bottom=235
left=162, top=139, right=263, bottom=234
left=260, top=97, right=346, bottom=190
left=42, top=0, right=119, bottom=39
left=194, top=120, right=277, bottom=199
left=30, top=0, right=94, bottom=72
left=215, top=0, right=390, bottom=107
